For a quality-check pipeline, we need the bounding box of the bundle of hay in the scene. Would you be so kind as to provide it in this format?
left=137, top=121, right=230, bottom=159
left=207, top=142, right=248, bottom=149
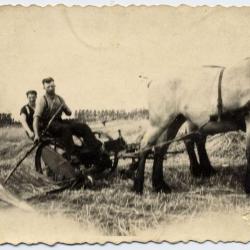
left=207, top=132, right=246, bottom=163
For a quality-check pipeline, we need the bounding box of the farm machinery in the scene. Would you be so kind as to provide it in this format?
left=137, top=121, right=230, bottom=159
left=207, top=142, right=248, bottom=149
left=2, top=105, right=129, bottom=195
left=33, top=129, right=128, bottom=189
left=31, top=127, right=186, bottom=189
left=2, top=105, right=186, bottom=198
left=3, top=109, right=136, bottom=194
left=3, top=125, right=187, bottom=196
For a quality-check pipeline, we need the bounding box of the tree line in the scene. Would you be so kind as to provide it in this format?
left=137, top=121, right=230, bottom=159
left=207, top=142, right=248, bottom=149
left=0, top=113, right=20, bottom=127
left=74, top=108, right=149, bottom=123
left=0, top=108, right=149, bottom=127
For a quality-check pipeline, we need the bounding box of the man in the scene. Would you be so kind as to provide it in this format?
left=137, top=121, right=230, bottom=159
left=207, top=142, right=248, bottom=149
left=33, top=77, right=102, bottom=160
left=20, top=90, right=37, bottom=139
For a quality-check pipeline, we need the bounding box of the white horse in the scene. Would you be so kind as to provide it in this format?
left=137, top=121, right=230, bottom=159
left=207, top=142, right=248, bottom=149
left=133, top=58, right=250, bottom=194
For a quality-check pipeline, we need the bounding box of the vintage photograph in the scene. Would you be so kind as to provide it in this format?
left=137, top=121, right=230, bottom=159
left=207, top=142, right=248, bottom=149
left=1, top=4, right=250, bottom=244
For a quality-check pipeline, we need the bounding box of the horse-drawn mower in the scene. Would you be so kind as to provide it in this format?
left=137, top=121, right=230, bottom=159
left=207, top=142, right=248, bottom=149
left=33, top=129, right=128, bottom=189
left=3, top=125, right=187, bottom=198
left=2, top=105, right=129, bottom=197
left=2, top=105, right=185, bottom=200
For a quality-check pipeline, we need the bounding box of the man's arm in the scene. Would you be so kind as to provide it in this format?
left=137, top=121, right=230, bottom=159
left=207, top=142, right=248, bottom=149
left=33, top=97, right=45, bottom=142
left=20, top=113, right=34, bottom=138
left=33, top=116, right=40, bottom=141
left=60, top=97, right=72, bottom=116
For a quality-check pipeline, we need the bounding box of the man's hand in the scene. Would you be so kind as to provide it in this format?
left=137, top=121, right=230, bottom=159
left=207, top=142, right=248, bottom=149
left=33, top=134, right=40, bottom=144
left=27, top=131, right=35, bottom=140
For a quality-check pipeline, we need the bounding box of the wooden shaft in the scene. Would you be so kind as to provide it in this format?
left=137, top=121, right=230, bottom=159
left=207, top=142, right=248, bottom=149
left=3, top=104, right=64, bottom=185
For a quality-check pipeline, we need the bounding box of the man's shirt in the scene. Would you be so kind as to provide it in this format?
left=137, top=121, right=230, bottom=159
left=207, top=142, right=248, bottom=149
left=34, top=94, right=70, bottom=124
left=20, top=104, right=35, bottom=131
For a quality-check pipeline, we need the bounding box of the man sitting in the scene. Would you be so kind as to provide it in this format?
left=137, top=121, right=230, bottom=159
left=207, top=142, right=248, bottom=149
left=33, top=77, right=102, bottom=161
left=20, top=90, right=37, bottom=140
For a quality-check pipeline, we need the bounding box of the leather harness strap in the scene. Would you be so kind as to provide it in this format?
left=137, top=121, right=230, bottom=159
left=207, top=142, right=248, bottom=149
left=217, top=67, right=225, bottom=122
left=203, top=65, right=226, bottom=122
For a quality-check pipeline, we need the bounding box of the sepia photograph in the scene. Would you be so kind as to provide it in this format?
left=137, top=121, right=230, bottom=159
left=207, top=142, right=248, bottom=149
left=1, top=3, right=250, bottom=244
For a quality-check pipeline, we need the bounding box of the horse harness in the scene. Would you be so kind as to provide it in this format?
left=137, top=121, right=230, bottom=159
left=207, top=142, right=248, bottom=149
left=203, top=65, right=225, bottom=122
left=217, top=67, right=225, bottom=122
left=208, top=66, right=248, bottom=131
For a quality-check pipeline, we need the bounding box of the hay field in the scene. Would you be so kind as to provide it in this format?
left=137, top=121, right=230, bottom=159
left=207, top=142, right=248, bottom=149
left=1, top=120, right=250, bottom=243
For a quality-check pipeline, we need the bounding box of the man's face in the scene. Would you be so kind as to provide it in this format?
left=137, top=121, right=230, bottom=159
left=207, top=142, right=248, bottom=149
left=44, top=81, right=56, bottom=95
left=27, top=94, right=37, bottom=105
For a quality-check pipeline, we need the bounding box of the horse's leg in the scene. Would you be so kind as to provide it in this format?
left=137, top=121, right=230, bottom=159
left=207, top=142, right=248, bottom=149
left=133, top=114, right=178, bottom=194
left=132, top=151, right=149, bottom=194
left=152, top=114, right=186, bottom=193
left=196, top=135, right=216, bottom=177
left=184, top=138, right=203, bottom=177
left=181, top=121, right=203, bottom=177
left=152, top=146, right=171, bottom=193
left=244, top=113, right=250, bottom=193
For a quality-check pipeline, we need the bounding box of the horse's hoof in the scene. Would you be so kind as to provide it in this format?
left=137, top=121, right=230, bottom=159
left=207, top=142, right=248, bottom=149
left=190, top=168, right=203, bottom=178
left=202, top=166, right=216, bottom=178
left=245, top=185, right=250, bottom=194
left=153, top=182, right=171, bottom=193
left=131, top=186, right=143, bottom=195
left=132, top=179, right=144, bottom=195
left=245, top=183, right=250, bottom=194
left=244, top=173, right=250, bottom=194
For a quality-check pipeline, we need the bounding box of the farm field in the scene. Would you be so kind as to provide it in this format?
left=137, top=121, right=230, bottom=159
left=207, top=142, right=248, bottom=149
left=1, top=119, right=250, bottom=243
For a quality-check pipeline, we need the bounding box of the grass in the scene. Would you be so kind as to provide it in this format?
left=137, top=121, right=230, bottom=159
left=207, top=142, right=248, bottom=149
left=1, top=121, right=250, bottom=237
left=36, top=163, right=250, bottom=236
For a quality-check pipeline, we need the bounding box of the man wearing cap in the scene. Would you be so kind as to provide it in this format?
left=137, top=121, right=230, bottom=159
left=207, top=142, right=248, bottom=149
left=33, top=77, right=102, bottom=161
left=20, top=90, right=37, bottom=140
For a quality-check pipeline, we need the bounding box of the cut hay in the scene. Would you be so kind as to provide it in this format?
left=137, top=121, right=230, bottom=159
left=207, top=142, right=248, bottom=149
left=0, top=183, right=33, bottom=211
left=0, top=163, right=61, bottom=200
left=0, top=123, right=250, bottom=236
left=207, top=131, right=246, bottom=163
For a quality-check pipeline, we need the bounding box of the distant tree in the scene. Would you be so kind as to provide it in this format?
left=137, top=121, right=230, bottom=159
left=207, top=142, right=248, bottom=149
left=74, top=110, right=78, bottom=120
left=0, top=112, right=20, bottom=127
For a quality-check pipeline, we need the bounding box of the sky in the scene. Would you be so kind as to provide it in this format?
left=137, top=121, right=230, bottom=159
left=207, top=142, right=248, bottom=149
left=1, top=6, right=250, bottom=119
